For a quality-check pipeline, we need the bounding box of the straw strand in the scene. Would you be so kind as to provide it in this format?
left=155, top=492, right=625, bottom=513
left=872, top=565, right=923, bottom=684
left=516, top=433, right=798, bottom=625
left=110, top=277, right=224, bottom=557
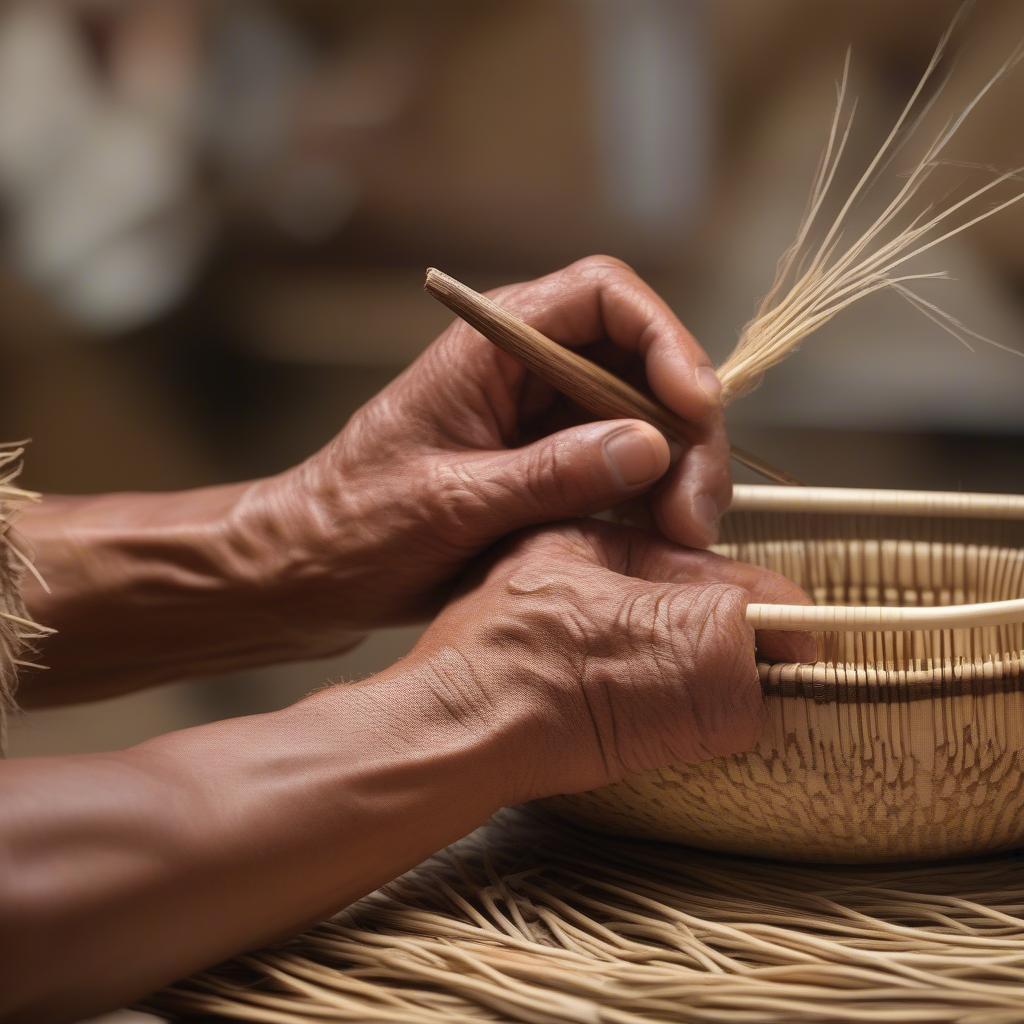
left=718, top=20, right=1024, bottom=403
left=0, top=442, right=50, bottom=748
left=148, top=812, right=1024, bottom=1024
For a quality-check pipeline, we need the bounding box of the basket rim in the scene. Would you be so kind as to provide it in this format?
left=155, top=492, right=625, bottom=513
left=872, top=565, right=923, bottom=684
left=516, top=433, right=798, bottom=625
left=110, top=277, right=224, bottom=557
left=731, top=484, right=1024, bottom=519
left=757, top=654, right=1024, bottom=699
left=746, top=598, right=1024, bottom=632
left=729, top=485, right=1024, bottom=632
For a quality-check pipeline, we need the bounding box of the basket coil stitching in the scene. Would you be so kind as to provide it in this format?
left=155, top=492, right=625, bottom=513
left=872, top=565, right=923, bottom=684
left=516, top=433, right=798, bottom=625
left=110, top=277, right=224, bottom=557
left=741, top=485, right=1024, bottom=628
left=730, top=485, right=1024, bottom=691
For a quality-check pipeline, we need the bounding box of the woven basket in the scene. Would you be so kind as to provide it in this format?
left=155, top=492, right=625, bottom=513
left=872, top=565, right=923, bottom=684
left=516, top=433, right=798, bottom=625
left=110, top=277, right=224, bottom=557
left=547, top=485, right=1024, bottom=863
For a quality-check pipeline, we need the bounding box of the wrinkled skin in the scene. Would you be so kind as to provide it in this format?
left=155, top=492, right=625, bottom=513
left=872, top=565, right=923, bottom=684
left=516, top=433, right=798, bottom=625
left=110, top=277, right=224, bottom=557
left=22, top=255, right=734, bottom=702
left=412, top=520, right=812, bottom=802
left=254, top=254, right=731, bottom=641
left=5, top=256, right=813, bottom=1023
left=2, top=523, right=812, bottom=1024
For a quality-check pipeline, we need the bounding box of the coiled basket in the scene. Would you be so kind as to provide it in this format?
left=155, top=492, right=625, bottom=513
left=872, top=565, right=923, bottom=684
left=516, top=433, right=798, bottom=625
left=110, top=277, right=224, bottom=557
left=547, top=485, right=1024, bottom=863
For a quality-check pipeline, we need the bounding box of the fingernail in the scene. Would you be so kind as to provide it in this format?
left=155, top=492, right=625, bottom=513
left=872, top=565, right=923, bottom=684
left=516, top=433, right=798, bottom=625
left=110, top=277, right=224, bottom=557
left=692, top=493, right=721, bottom=545
left=695, top=366, right=722, bottom=404
left=603, top=426, right=666, bottom=489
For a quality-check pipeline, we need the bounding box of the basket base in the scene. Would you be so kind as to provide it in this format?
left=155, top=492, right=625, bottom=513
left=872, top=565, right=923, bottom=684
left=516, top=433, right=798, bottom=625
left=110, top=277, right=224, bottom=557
left=547, top=689, right=1024, bottom=864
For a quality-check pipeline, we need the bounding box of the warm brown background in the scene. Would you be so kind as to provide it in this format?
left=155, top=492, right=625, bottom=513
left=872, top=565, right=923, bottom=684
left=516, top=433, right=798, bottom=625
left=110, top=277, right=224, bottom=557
left=3, top=0, right=1023, bottom=757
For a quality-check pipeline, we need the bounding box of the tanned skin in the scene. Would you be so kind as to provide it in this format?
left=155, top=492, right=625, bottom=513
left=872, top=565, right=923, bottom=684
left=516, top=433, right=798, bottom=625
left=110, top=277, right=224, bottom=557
left=2, top=257, right=811, bottom=1023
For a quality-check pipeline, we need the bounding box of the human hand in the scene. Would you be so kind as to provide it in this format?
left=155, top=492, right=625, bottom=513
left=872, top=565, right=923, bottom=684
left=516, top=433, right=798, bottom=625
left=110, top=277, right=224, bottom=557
left=256, top=256, right=731, bottom=643
left=403, top=520, right=813, bottom=803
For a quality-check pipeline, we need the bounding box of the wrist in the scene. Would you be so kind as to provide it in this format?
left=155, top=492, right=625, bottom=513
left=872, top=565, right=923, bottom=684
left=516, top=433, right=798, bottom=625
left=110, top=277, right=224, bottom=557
left=226, top=467, right=370, bottom=657
left=292, top=654, right=515, bottom=817
left=18, top=481, right=368, bottom=703
left=242, top=432, right=438, bottom=635
left=379, top=639, right=573, bottom=808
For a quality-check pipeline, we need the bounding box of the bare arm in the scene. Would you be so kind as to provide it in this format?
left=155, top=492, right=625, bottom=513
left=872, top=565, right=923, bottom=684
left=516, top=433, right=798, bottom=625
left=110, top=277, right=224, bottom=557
left=18, top=257, right=732, bottom=707
left=16, top=482, right=366, bottom=706
left=0, top=521, right=811, bottom=1024
left=0, top=661, right=503, bottom=1024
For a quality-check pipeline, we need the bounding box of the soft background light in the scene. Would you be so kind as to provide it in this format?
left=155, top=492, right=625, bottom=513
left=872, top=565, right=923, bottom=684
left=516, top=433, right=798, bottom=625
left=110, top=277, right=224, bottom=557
left=3, top=0, right=1022, bottom=757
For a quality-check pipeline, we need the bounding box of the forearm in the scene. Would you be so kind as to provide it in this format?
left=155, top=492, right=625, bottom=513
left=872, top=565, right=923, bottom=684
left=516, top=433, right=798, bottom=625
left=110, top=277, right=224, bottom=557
left=17, top=477, right=365, bottom=705
left=0, top=660, right=508, bottom=1024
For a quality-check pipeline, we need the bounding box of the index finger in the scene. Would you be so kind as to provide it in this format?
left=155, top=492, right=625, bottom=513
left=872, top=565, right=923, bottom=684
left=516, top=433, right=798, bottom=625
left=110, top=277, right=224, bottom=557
left=486, top=256, right=731, bottom=546
left=573, top=521, right=818, bottom=665
left=492, top=255, right=724, bottom=428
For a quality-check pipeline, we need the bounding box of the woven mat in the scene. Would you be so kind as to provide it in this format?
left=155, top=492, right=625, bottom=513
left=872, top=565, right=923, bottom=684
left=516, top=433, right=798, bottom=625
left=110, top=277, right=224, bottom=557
left=147, top=809, right=1024, bottom=1023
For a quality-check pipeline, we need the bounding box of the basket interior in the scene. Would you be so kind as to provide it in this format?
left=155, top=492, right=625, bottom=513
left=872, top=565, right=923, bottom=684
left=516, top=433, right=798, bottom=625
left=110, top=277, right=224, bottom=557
left=717, top=510, right=1024, bottom=674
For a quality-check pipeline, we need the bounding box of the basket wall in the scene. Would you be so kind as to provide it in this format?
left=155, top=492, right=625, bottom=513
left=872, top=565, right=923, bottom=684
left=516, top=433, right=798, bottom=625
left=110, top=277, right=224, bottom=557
left=548, top=507, right=1024, bottom=863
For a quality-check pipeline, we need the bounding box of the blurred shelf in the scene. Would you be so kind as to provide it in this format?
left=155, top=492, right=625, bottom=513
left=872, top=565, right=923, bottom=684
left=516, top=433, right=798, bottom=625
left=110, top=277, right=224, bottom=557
left=224, top=268, right=451, bottom=367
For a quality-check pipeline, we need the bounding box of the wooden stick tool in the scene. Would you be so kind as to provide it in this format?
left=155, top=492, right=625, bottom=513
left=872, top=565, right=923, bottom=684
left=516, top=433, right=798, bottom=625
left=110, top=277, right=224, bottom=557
left=424, top=268, right=801, bottom=487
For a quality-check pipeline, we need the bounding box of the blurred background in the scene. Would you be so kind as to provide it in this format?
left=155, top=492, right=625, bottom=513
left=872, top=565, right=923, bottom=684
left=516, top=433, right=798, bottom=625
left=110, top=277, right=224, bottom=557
left=5, top=0, right=1023, bottom=757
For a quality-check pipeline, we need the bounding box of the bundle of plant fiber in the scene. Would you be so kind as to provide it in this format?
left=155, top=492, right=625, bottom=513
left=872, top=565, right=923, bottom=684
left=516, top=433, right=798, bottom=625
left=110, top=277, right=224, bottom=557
left=149, top=11, right=1024, bottom=1022
left=150, top=809, right=1024, bottom=1024
left=0, top=442, right=48, bottom=748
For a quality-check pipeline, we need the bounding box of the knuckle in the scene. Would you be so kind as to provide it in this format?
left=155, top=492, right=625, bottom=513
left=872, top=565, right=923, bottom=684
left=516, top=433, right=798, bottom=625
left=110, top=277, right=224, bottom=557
left=518, top=520, right=602, bottom=566
left=522, top=438, right=566, bottom=501
left=572, top=253, right=637, bottom=279
left=689, top=583, right=749, bottom=637
left=620, top=581, right=758, bottom=762
left=687, top=583, right=762, bottom=756
left=426, top=458, right=505, bottom=546
left=618, top=585, right=675, bottom=642
left=483, top=281, right=526, bottom=306
left=520, top=435, right=598, bottom=514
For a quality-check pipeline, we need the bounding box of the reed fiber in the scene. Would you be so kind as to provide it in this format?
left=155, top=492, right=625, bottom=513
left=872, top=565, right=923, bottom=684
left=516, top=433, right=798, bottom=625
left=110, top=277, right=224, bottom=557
left=550, top=487, right=1024, bottom=863
left=0, top=442, right=48, bottom=747
left=151, top=14, right=1024, bottom=1021
left=149, top=809, right=1024, bottom=1024
left=542, top=12, right=1024, bottom=864
left=716, top=8, right=1024, bottom=403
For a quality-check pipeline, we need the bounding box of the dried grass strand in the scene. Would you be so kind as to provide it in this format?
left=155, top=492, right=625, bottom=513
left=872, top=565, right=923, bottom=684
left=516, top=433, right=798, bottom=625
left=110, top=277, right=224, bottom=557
left=148, top=18, right=1024, bottom=1024
left=0, top=443, right=48, bottom=748
left=717, top=20, right=1024, bottom=403
left=148, top=812, right=1024, bottom=1023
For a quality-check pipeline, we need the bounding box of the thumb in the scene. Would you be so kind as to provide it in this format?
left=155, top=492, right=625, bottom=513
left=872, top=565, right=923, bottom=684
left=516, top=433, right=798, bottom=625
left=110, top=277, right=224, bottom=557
left=464, top=419, right=670, bottom=537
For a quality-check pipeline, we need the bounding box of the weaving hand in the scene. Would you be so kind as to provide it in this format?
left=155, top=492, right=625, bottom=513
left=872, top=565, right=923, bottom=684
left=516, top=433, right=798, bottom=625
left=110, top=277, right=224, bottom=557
left=255, top=254, right=731, bottom=638
left=18, top=257, right=731, bottom=703
left=3, top=258, right=773, bottom=1024
left=408, top=519, right=814, bottom=801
